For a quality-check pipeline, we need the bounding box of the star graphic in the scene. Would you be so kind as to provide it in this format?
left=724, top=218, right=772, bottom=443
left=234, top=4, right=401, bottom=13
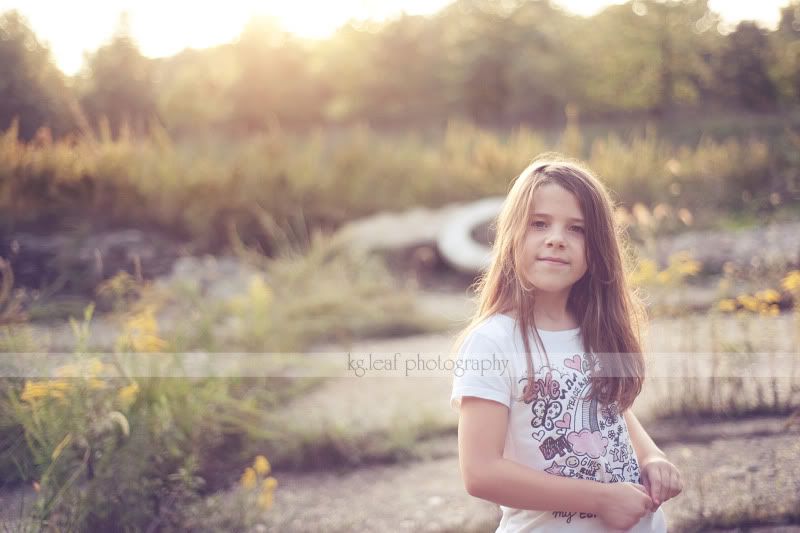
left=545, top=461, right=566, bottom=476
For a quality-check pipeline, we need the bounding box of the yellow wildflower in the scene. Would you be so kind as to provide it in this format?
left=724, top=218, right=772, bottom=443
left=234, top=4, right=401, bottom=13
left=782, top=271, right=800, bottom=292
left=21, top=380, right=71, bottom=403
left=737, top=294, right=760, bottom=313
left=667, top=251, right=701, bottom=278
left=240, top=467, right=257, bottom=489
left=656, top=271, right=671, bottom=285
left=87, top=358, right=107, bottom=377
left=769, top=304, right=780, bottom=317
left=630, top=259, right=658, bottom=286
left=258, top=490, right=274, bottom=509
left=756, top=289, right=780, bottom=303
left=21, top=381, right=48, bottom=403
left=253, top=455, right=271, bottom=476
left=120, top=306, right=168, bottom=352
left=87, top=378, right=108, bottom=390
left=717, top=299, right=737, bottom=313
left=117, top=382, right=140, bottom=408
left=258, top=477, right=278, bottom=509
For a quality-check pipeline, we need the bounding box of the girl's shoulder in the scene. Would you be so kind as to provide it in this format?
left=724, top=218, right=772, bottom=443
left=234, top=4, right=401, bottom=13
left=463, top=313, right=518, bottom=349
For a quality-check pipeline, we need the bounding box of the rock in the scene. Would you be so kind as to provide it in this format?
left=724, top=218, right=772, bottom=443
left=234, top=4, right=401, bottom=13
left=333, top=204, right=466, bottom=254
left=0, top=229, right=187, bottom=294
left=437, top=197, right=505, bottom=274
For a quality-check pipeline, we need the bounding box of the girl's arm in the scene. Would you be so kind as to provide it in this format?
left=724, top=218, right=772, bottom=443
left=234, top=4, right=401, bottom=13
left=624, top=409, right=683, bottom=507
left=459, top=396, right=652, bottom=526
left=623, top=409, right=666, bottom=463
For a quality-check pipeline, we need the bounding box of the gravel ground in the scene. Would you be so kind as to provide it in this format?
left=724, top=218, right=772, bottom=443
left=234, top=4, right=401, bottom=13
left=254, top=416, right=800, bottom=532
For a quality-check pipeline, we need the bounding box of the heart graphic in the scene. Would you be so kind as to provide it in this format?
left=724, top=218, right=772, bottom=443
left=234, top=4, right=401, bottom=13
left=532, top=430, right=545, bottom=441
left=564, top=355, right=583, bottom=372
left=555, top=413, right=572, bottom=429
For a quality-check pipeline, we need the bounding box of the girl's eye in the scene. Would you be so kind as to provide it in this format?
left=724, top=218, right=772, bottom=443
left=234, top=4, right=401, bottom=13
left=530, top=221, right=584, bottom=233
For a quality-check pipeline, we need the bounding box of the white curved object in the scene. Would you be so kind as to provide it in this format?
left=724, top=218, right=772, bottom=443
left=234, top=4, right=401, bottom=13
left=437, top=196, right=505, bottom=274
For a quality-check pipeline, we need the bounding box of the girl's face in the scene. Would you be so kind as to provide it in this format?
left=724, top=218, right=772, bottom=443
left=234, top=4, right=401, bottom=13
left=520, top=183, right=588, bottom=295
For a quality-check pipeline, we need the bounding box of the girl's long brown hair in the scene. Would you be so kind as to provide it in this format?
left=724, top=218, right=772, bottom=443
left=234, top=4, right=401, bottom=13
left=453, top=154, right=646, bottom=412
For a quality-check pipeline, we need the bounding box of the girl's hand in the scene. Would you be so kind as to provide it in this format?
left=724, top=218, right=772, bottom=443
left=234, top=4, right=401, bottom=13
left=596, top=482, right=653, bottom=531
left=640, top=456, right=683, bottom=509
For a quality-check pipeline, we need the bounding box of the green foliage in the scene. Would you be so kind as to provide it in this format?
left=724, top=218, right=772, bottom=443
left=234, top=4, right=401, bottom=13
left=0, top=306, right=283, bottom=530
left=576, top=0, right=722, bottom=114
left=715, top=22, right=779, bottom=111
left=228, top=18, right=324, bottom=132
left=77, top=15, right=157, bottom=137
left=5, top=2, right=800, bottom=135
left=0, top=11, right=77, bottom=140
left=154, top=47, right=239, bottom=135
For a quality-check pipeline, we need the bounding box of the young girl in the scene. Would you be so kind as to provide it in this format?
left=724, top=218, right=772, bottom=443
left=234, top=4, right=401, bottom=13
left=450, top=156, right=682, bottom=532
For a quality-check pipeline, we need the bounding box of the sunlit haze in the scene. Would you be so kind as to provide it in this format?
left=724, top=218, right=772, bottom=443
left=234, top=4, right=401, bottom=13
left=0, top=0, right=789, bottom=75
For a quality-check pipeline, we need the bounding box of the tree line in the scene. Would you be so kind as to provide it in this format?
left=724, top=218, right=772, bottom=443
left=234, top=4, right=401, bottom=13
left=2, top=0, right=800, bottom=140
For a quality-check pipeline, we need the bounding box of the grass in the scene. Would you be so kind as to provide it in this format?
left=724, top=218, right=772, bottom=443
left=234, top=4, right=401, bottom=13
left=2, top=117, right=798, bottom=260
left=257, top=411, right=456, bottom=472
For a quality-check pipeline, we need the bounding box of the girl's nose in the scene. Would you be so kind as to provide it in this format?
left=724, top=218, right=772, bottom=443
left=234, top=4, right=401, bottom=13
left=546, top=233, right=566, bottom=248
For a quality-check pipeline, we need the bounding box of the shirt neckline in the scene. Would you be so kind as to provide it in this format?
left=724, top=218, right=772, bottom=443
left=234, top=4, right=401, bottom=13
left=495, top=313, right=580, bottom=337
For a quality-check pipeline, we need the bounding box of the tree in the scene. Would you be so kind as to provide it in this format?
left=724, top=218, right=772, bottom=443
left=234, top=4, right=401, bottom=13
left=503, top=0, right=580, bottom=124
left=78, top=14, right=157, bottom=136
left=715, top=21, right=778, bottom=111
left=565, top=1, right=721, bottom=117
left=0, top=11, right=77, bottom=139
left=773, top=1, right=800, bottom=104
left=357, top=14, right=450, bottom=125
left=445, top=0, right=516, bottom=125
left=227, top=17, right=324, bottom=132
left=155, top=46, right=240, bottom=135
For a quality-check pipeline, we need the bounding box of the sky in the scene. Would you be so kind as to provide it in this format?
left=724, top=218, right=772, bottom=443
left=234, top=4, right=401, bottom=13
left=0, top=0, right=791, bottom=75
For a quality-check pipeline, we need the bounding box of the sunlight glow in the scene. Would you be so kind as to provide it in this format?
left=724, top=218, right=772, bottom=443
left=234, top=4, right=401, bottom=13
left=0, top=0, right=787, bottom=76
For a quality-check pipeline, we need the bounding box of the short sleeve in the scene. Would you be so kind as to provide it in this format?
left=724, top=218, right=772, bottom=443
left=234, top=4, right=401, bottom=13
left=450, top=330, right=512, bottom=412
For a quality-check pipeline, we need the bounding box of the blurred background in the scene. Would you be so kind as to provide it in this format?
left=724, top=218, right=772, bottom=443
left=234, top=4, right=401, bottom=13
left=0, top=0, right=799, bottom=531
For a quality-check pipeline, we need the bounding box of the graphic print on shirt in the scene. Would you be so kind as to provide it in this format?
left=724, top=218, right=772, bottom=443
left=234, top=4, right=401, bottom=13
left=519, top=352, right=641, bottom=485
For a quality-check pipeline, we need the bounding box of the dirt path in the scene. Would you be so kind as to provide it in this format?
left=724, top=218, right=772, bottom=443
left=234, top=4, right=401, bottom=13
left=257, top=417, right=800, bottom=532
left=249, top=292, right=799, bottom=532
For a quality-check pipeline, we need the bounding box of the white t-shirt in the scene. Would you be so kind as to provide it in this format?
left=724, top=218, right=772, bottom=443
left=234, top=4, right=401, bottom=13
left=450, top=314, right=667, bottom=533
